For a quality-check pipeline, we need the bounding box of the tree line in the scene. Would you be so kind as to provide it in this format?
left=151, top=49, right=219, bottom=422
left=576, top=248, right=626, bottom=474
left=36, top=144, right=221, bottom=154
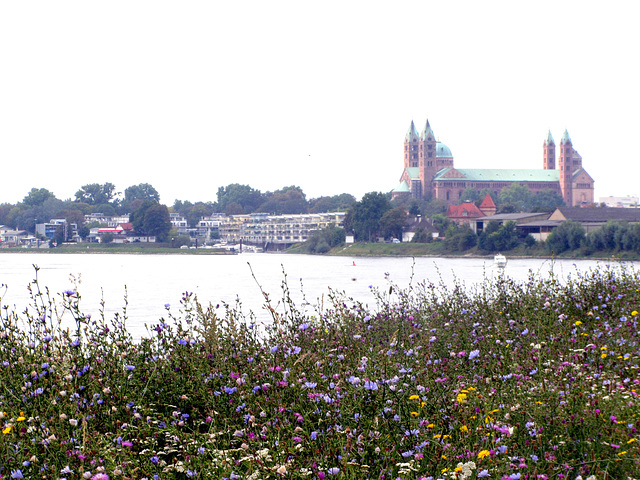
left=0, top=183, right=357, bottom=243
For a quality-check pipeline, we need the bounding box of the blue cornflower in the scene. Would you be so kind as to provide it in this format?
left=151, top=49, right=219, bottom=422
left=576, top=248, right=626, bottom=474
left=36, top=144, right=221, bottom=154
left=328, top=467, right=340, bottom=475
left=11, top=470, right=24, bottom=479
left=125, top=365, right=135, bottom=371
left=469, top=349, right=480, bottom=360
left=364, top=380, right=379, bottom=391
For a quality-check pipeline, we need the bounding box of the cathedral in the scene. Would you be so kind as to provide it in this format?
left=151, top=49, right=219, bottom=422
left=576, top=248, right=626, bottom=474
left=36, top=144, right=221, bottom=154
left=392, top=119, right=595, bottom=207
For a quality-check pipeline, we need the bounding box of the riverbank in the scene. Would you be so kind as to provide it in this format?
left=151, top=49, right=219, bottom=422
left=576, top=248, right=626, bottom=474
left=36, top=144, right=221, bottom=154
left=315, top=241, right=640, bottom=261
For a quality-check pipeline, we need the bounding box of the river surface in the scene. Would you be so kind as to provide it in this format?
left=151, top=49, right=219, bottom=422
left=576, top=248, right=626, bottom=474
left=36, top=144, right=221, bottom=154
left=0, top=253, right=632, bottom=338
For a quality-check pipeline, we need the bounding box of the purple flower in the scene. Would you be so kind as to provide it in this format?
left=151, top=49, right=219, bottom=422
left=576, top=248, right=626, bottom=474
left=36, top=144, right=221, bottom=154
left=150, top=455, right=159, bottom=464
left=469, top=349, right=480, bottom=360
left=328, top=467, right=340, bottom=475
left=478, top=470, right=490, bottom=478
left=125, top=365, right=135, bottom=371
left=364, top=380, right=378, bottom=391
left=11, top=470, right=24, bottom=479
left=270, top=345, right=279, bottom=353
left=92, top=474, right=109, bottom=480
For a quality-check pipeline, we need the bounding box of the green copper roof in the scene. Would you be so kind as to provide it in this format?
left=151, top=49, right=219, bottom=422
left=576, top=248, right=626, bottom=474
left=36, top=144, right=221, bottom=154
left=392, top=180, right=411, bottom=193
left=545, top=130, right=554, bottom=145
left=421, top=119, right=435, bottom=140
left=406, top=167, right=420, bottom=179
left=436, top=142, right=452, bottom=158
left=561, top=129, right=572, bottom=144
left=405, top=121, right=419, bottom=142
left=433, top=168, right=560, bottom=183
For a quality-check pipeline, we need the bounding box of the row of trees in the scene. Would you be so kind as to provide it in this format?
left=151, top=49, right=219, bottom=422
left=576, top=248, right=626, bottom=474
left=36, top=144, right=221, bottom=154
left=0, top=183, right=357, bottom=239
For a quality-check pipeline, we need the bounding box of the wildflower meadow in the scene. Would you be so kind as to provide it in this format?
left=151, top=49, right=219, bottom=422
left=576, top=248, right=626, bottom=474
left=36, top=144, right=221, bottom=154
left=1, top=264, right=639, bottom=479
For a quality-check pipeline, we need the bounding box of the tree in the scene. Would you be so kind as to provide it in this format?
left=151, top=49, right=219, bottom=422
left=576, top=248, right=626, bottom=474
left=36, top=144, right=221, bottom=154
left=258, top=186, right=309, bottom=214
left=143, top=204, right=172, bottom=242
left=23, top=188, right=55, bottom=207
left=545, top=220, right=585, bottom=254
left=478, top=221, right=519, bottom=252
left=498, top=183, right=532, bottom=213
left=217, top=184, right=264, bottom=214
left=345, top=192, right=391, bottom=242
left=379, top=207, right=407, bottom=240
left=308, top=193, right=356, bottom=213
left=121, top=183, right=160, bottom=213
left=75, top=183, right=119, bottom=207
left=130, top=200, right=157, bottom=235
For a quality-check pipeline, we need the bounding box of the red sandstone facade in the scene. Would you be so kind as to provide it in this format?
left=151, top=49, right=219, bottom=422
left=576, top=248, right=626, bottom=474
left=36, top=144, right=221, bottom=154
left=393, top=120, right=595, bottom=207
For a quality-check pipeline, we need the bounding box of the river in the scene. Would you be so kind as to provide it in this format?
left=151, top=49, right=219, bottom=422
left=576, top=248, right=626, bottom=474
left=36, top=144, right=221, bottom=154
left=0, top=252, right=632, bottom=338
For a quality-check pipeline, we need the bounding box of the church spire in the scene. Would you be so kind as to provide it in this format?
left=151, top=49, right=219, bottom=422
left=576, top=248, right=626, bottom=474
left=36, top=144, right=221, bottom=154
left=561, top=129, right=572, bottom=144
left=421, top=119, right=435, bottom=141
left=405, top=121, right=419, bottom=142
left=545, top=130, right=555, bottom=145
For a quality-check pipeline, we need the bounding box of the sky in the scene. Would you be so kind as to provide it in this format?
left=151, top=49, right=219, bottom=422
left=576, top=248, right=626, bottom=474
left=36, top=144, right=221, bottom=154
left=1, top=1, right=638, bottom=206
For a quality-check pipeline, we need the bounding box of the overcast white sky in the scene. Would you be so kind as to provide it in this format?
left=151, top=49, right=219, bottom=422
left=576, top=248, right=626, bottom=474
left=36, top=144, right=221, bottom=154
left=1, top=1, right=638, bottom=206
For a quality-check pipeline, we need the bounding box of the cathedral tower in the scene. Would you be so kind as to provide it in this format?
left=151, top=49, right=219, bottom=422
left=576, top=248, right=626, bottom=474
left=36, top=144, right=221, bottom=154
left=419, top=119, right=438, bottom=196
left=404, top=121, right=420, bottom=169
left=543, top=130, right=555, bottom=170
left=559, top=129, right=574, bottom=206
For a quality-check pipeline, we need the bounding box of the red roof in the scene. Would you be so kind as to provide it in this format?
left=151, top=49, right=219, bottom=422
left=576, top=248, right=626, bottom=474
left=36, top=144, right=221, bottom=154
left=479, top=194, right=496, bottom=209
left=446, top=202, right=485, bottom=219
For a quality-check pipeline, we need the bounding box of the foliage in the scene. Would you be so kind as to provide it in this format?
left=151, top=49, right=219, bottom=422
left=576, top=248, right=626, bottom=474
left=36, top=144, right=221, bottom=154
left=585, top=220, right=640, bottom=254
left=478, top=221, right=520, bottom=253
left=379, top=206, right=407, bottom=240
left=297, top=225, right=346, bottom=254
left=308, top=193, right=356, bottom=213
left=1, top=266, right=639, bottom=479
left=22, top=187, right=56, bottom=207
left=217, top=184, right=264, bottom=215
left=121, top=183, right=160, bottom=213
left=545, top=220, right=586, bottom=254
left=444, top=224, right=477, bottom=251
left=345, top=192, right=391, bottom=242
left=143, top=204, right=172, bottom=242
left=410, top=227, right=432, bottom=243
left=258, top=186, right=309, bottom=215
left=74, top=183, right=119, bottom=207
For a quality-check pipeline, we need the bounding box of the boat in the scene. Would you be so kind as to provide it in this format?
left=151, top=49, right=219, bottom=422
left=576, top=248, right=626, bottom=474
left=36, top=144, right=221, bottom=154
left=494, top=254, right=507, bottom=268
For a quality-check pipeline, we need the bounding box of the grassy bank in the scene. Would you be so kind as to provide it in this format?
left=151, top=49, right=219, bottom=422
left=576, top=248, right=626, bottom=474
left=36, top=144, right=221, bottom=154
left=324, top=242, right=640, bottom=260
left=1, top=266, right=639, bottom=479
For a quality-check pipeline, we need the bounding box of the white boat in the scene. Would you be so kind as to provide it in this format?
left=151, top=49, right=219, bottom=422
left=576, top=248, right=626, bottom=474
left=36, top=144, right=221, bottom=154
left=494, top=254, right=507, bottom=268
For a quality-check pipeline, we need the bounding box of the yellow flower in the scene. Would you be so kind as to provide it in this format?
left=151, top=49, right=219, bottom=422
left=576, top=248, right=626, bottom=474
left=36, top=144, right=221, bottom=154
left=460, top=425, right=469, bottom=432
left=2, top=426, right=11, bottom=434
left=409, top=395, right=420, bottom=400
left=628, top=438, right=637, bottom=444
left=427, top=423, right=435, bottom=429
left=410, top=411, right=419, bottom=417
left=441, top=468, right=449, bottom=473
left=456, top=393, right=467, bottom=403
left=618, top=451, right=627, bottom=456
left=16, top=412, right=26, bottom=422
left=575, top=320, right=582, bottom=326
left=477, top=449, right=490, bottom=459
left=632, top=310, right=638, bottom=316
left=601, top=353, right=607, bottom=359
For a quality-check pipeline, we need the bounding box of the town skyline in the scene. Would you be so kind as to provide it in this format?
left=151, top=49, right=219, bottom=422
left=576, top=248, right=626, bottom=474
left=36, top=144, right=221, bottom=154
left=1, top=1, right=638, bottom=205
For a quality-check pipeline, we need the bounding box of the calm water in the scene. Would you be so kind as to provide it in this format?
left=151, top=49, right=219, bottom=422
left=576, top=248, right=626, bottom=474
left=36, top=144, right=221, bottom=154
left=0, top=252, right=631, bottom=338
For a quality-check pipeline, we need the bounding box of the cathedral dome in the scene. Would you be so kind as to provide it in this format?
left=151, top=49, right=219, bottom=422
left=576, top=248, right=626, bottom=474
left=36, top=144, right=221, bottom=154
left=436, top=142, right=453, bottom=158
